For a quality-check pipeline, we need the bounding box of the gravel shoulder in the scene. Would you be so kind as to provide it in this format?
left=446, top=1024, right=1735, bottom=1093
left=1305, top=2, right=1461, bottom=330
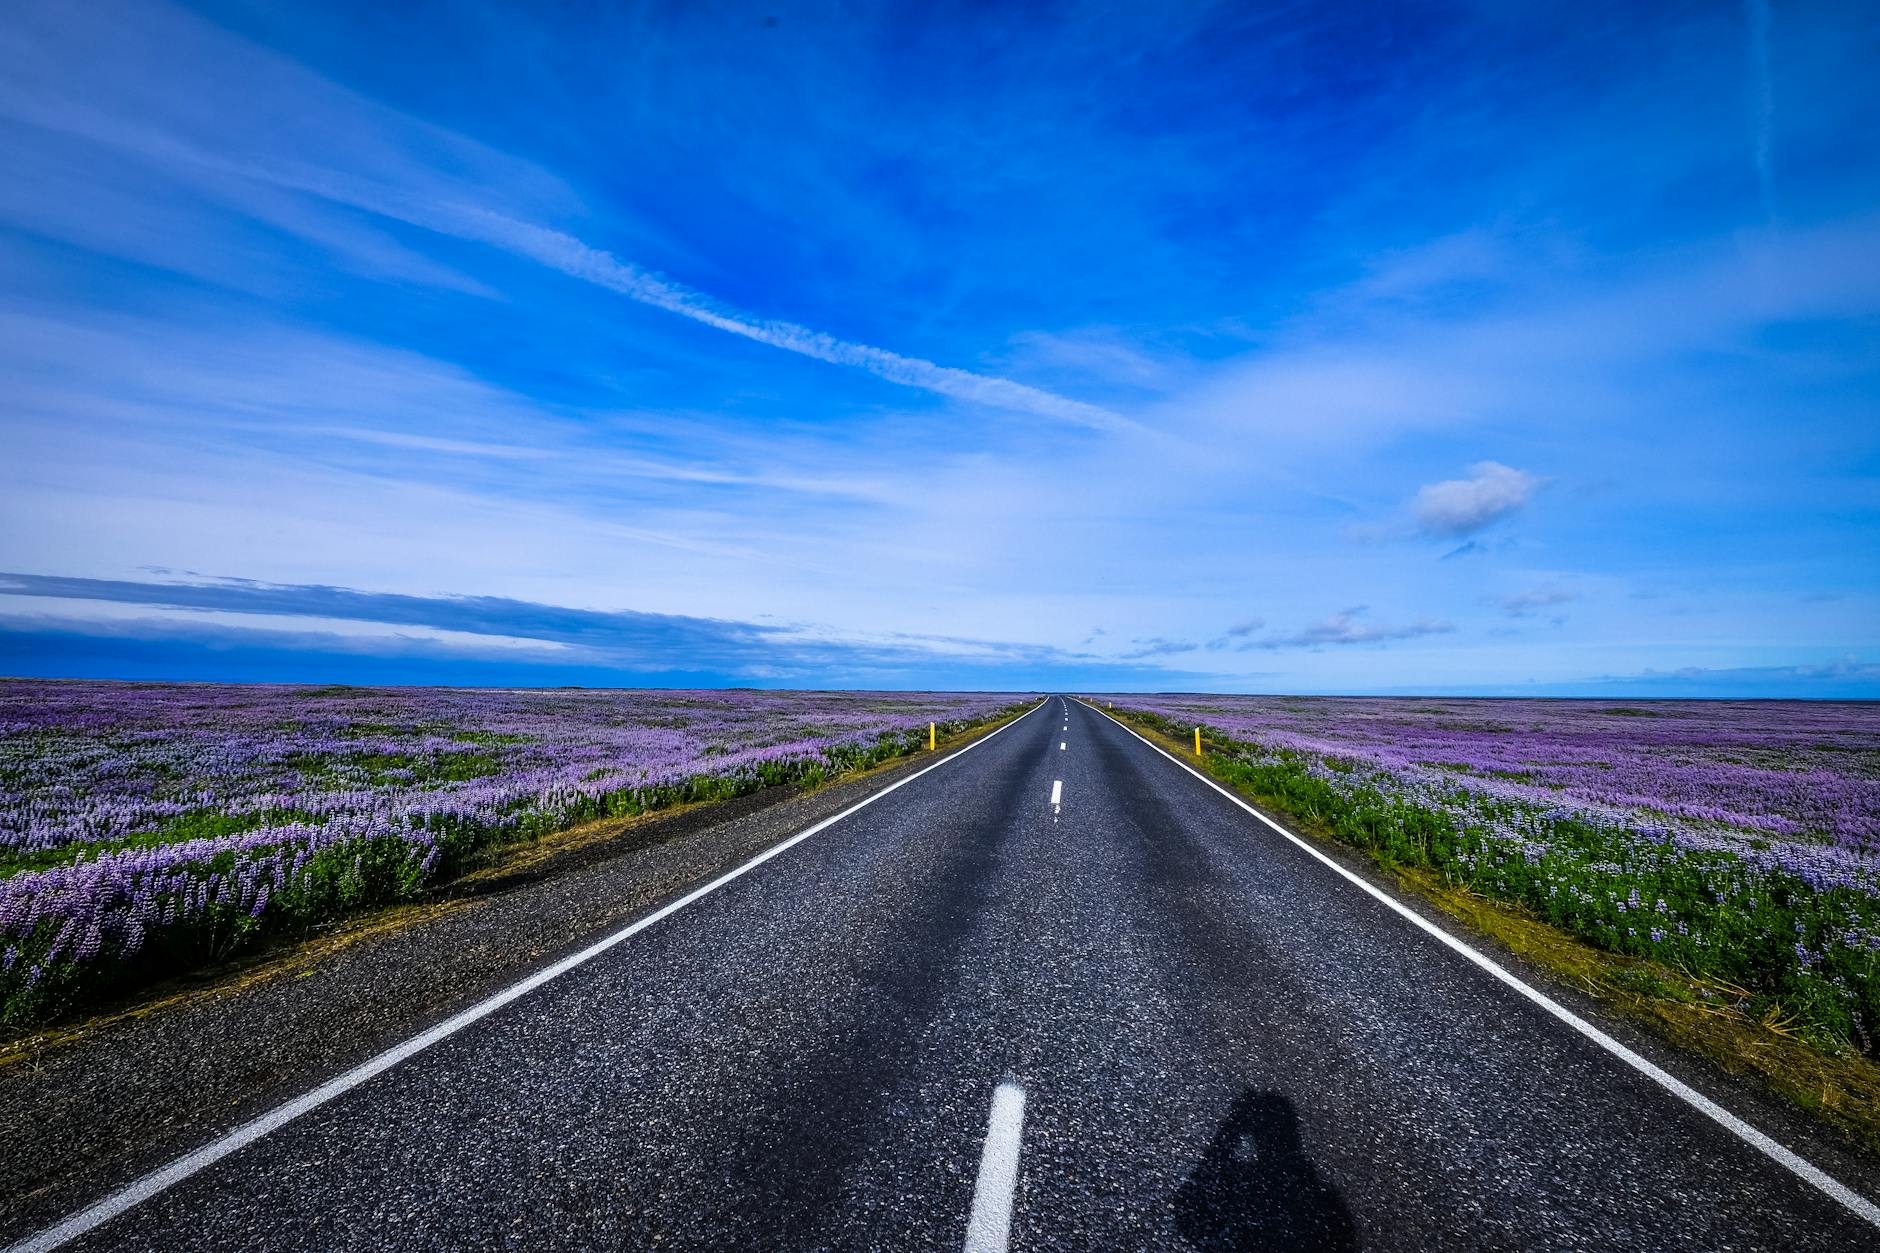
left=0, top=715, right=1023, bottom=1237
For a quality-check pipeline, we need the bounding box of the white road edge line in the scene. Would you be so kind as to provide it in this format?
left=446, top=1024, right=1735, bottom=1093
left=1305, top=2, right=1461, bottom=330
left=963, top=1081, right=1027, bottom=1253
left=1076, top=699, right=1880, bottom=1229
left=4, top=701, right=1050, bottom=1253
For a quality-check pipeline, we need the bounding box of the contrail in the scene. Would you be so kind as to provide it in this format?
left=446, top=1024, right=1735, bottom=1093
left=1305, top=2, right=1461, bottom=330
left=431, top=207, right=1135, bottom=433
left=240, top=166, right=1135, bottom=432
left=0, top=0, right=1132, bottom=436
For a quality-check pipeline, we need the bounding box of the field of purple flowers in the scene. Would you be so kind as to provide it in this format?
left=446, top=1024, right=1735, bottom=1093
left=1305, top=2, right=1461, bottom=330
left=1097, top=695, right=1880, bottom=1053
left=0, top=681, right=1028, bottom=1027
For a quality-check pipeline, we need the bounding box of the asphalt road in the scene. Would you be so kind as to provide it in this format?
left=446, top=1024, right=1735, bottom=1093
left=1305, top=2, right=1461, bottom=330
left=11, top=696, right=1880, bottom=1251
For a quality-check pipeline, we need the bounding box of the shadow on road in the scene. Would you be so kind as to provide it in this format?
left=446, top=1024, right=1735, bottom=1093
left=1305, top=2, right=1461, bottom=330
left=1174, top=1089, right=1359, bottom=1252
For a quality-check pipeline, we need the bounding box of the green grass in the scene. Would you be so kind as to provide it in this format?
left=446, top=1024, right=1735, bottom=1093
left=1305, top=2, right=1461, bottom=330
left=1118, top=706, right=1880, bottom=1056
left=0, top=808, right=316, bottom=878
left=0, top=705, right=1032, bottom=1032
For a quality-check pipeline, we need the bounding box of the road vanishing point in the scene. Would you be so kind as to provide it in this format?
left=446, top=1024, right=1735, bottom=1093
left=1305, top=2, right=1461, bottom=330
left=8, top=697, right=1880, bottom=1251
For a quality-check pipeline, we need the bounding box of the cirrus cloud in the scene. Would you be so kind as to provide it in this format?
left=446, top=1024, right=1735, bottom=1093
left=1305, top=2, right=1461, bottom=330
left=1240, top=607, right=1456, bottom=651
left=1493, top=586, right=1577, bottom=618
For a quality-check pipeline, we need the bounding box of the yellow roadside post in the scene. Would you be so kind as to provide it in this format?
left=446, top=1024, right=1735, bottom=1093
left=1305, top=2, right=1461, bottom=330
left=929, top=721, right=936, bottom=751
left=1195, top=726, right=1203, bottom=756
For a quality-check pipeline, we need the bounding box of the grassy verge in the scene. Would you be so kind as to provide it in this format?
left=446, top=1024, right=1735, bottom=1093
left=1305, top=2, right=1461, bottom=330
left=1, top=703, right=1036, bottom=1036
left=1097, top=702, right=1880, bottom=1158
left=0, top=898, right=474, bottom=1071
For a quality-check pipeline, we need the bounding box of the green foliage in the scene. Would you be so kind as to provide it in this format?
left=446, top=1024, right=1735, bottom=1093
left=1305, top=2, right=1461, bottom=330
left=0, top=809, right=320, bottom=878
left=0, top=689, right=1030, bottom=1030
left=155, top=810, right=269, bottom=842
left=1122, top=708, right=1880, bottom=1055
left=0, top=708, right=1013, bottom=1024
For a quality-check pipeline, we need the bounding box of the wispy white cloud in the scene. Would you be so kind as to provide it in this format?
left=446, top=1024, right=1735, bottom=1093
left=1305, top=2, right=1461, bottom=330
left=1492, top=586, right=1577, bottom=619
left=1119, top=636, right=1199, bottom=659
left=0, top=593, right=576, bottom=657
left=0, top=571, right=1201, bottom=685
left=434, top=209, right=1135, bottom=432
left=1203, top=618, right=1268, bottom=650
left=1000, top=327, right=1186, bottom=395
left=0, top=0, right=1126, bottom=432
left=1242, top=607, right=1455, bottom=650
left=1336, top=228, right=1525, bottom=307
left=0, top=303, right=908, bottom=507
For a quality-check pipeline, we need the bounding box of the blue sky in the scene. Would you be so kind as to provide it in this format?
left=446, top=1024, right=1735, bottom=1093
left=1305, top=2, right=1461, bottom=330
left=1, top=0, right=1877, bottom=695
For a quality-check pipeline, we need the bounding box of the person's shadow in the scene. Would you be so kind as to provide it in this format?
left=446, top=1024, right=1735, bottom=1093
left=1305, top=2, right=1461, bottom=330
left=1173, top=1089, right=1359, bottom=1252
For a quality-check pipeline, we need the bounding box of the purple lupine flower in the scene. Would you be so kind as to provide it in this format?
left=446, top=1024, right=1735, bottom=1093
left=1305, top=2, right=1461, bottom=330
left=0, top=681, right=1026, bottom=989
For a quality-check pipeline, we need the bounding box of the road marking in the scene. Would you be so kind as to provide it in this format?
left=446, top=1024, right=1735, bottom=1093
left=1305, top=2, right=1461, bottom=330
left=1077, top=699, right=1880, bottom=1230
left=1060, top=742, right=1066, bottom=750
left=1050, top=780, right=1062, bottom=806
left=3, top=702, right=1049, bottom=1253
left=963, top=1082, right=1027, bottom=1253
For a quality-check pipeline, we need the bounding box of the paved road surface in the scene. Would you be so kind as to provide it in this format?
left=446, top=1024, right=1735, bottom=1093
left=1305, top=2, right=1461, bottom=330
left=10, top=697, right=1879, bottom=1251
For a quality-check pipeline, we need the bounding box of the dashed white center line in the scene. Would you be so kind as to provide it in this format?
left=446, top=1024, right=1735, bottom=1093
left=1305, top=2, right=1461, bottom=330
left=6, top=705, right=1061, bottom=1253
left=1049, top=779, right=1062, bottom=806
left=1059, top=742, right=1066, bottom=750
left=963, top=1082, right=1027, bottom=1253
